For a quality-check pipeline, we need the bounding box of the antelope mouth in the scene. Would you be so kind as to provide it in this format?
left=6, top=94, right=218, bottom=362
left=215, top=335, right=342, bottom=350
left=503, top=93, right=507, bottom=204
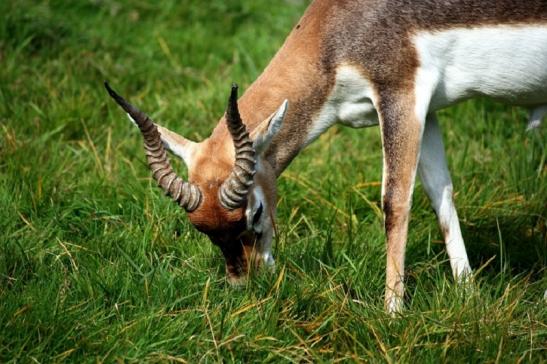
left=221, top=232, right=272, bottom=285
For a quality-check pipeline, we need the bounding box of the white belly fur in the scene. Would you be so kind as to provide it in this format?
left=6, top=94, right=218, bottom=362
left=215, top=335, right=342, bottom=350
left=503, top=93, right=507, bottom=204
left=414, top=26, right=547, bottom=113
left=307, top=26, right=547, bottom=143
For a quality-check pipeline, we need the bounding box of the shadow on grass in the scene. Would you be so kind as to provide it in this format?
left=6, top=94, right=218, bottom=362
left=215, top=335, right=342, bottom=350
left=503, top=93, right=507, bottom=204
left=463, top=214, right=546, bottom=278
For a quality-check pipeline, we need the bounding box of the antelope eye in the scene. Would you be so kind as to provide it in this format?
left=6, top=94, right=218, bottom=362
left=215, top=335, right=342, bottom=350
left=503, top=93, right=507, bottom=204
left=252, top=203, right=263, bottom=225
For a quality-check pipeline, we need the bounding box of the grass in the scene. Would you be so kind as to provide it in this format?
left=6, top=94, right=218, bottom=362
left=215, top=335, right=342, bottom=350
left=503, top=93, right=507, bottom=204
left=0, top=0, right=545, bottom=362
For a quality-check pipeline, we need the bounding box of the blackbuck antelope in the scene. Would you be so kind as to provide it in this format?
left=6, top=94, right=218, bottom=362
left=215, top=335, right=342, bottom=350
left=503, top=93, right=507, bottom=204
left=106, top=0, right=547, bottom=313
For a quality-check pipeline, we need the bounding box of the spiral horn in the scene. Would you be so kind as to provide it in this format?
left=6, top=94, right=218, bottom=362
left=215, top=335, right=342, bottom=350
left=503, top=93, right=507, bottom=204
left=105, top=82, right=202, bottom=212
left=218, top=84, right=256, bottom=209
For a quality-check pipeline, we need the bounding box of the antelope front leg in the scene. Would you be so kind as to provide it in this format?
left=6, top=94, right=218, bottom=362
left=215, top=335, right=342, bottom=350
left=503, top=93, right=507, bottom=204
left=378, top=92, right=425, bottom=314
left=418, top=114, right=471, bottom=280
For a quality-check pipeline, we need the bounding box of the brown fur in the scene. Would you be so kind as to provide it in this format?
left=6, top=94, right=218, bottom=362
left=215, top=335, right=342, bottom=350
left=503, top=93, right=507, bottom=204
left=186, top=138, right=243, bottom=232
left=159, top=0, right=547, bottom=288
left=376, top=88, right=423, bottom=309
left=177, top=0, right=338, bottom=278
left=208, top=0, right=336, bottom=175
left=206, top=0, right=547, bottom=176
left=234, top=0, right=546, bottom=307
left=323, top=0, right=547, bottom=83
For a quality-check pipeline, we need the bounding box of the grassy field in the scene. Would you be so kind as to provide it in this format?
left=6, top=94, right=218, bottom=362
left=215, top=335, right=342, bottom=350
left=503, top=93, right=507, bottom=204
left=1, top=0, right=546, bottom=362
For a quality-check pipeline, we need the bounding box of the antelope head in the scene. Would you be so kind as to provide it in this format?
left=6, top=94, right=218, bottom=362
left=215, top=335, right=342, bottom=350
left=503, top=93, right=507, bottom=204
left=105, top=82, right=288, bottom=284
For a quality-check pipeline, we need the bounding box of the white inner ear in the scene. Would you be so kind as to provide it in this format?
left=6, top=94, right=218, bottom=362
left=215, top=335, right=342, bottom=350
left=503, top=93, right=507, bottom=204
left=253, top=100, right=289, bottom=154
left=126, top=114, right=196, bottom=168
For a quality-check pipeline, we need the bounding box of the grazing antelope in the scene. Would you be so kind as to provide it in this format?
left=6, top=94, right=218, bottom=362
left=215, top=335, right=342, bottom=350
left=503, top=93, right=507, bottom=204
left=106, top=0, right=547, bottom=313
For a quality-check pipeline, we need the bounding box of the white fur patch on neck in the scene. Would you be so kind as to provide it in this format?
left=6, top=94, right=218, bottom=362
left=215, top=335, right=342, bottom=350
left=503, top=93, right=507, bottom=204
left=305, top=64, right=379, bottom=146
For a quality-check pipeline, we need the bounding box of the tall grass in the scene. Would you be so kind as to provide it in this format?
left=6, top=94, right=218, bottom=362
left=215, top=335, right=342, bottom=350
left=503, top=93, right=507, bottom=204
left=1, top=0, right=545, bottom=362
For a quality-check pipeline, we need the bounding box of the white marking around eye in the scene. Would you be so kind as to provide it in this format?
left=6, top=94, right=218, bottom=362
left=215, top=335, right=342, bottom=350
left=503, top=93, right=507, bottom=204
left=246, top=185, right=266, bottom=232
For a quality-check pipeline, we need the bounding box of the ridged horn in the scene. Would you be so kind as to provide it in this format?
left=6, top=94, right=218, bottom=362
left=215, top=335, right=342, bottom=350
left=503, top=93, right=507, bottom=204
left=219, top=84, right=256, bottom=209
left=104, top=82, right=202, bottom=212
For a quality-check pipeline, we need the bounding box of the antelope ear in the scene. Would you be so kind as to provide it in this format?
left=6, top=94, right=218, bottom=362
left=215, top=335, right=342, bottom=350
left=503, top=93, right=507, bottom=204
left=155, top=125, right=197, bottom=168
left=251, top=100, right=288, bottom=154
left=125, top=109, right=197, bottom=168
